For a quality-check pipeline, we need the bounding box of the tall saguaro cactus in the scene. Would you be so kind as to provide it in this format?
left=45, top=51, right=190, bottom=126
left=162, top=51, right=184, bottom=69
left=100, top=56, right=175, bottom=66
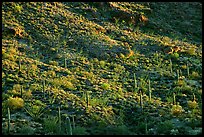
left=66, top=116, right=72, bottom=135
left=139, top=90, right=143, bottom=110
left=64, top=58, right=67, bottom=68
left=148, top=79, right=151, bottom=102
left=134, top=73, right=138, bottom=92
left=18, top=58, right=21, bottom=72
left=42, top=80, right=45, bottom=98
left=7, top=107, right=11, bottom=134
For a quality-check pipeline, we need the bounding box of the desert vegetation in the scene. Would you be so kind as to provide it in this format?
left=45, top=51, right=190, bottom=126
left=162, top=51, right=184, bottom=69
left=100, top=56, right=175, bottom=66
left=2, top=2, right=202, bottom=135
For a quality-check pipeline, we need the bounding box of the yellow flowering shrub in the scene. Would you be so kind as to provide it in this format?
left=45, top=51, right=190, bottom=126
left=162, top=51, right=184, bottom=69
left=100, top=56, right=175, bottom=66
left=187, top=100, right=198, bottom=109
left=6, top=97, right=24, bottom=110
left=171, top=104, right=183, bottom=116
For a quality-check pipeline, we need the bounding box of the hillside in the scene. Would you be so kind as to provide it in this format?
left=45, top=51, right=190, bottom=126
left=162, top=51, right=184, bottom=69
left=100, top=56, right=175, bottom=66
left=2, top=2, right=202, bottom=135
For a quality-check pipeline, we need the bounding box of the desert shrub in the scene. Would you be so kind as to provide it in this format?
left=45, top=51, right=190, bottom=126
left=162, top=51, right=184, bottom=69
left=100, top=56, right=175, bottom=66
left=2, top=53, right=16, bottom=61
left=171, top=104, right=183, bottom=116
left=73, top=126, right=88, bottom=135
left=43, top=116, right=59, bottom=134
left=186, top=47, right=196, bottom=55
left=187, top=100, right=198, bottom=109
left=6, top=97, right=24, bottom=110
left=101, top=83, right=110, bottom=90
left=49, top=60, right=58, bottom=66
left=18, top=125, right=35, bottom=135
left=157, top=120, right=173, bottom=134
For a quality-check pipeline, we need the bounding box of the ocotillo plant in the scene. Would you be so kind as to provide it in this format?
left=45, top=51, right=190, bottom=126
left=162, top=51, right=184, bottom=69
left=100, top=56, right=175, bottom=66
left=66, top=116, right=72, bottom=135
left=7, top=107, right=11, bottom=134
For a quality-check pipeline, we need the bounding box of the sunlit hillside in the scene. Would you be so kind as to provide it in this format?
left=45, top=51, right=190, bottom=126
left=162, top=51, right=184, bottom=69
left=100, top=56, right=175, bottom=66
left=2, top=2, right=202, bottom=135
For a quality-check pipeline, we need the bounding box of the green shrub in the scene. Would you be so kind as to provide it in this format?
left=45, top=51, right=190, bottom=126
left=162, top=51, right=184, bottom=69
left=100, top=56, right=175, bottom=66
left=49, top=60, right=58, bottom=66
left=43, top=116, right=59, bottom=134
left=73, top=126, right=88, bottom=135
left=101, top=83, right=110, bottom=90
left=18, top=125, right=35, bottom=135
left=157, top=120, right=173, bottom=134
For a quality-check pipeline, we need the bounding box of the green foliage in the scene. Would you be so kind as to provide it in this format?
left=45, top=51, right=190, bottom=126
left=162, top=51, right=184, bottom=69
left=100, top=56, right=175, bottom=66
left=13, top=3, right=23, bottom=13
left=99, top=60, right=106, bottom=68
left=24, top=101, right=47, bottom=121
left=157, top=120, right=174, bottom=134
left=65, top=116, right=72, bottom=135
left=43, top=116, right=59, bottom=134
left=18, top=126, right=35, bottom=135
left=49, top=60, right=58, bottom=66
left=73, top=126, right=88, bottom=135
left=1, top=2, right=202, bottom=135
left=187, top=100, right=198, bottom=109
left=101, top=83, right=110, bottom=90
left=186, top=47, right=196, bottom=55
left=105, top=125, right=131, bottom=135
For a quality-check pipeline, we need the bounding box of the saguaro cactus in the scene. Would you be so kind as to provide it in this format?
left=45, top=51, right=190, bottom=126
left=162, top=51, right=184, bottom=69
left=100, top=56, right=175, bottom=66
left=58, top=107, right=61, bottom=132
left=173, top=93, right=176, bottom=105
left=42, top=80, right=45, bottom=98
left=20, top=85, right=23, bottom=98
left=86, top=91, right=89, bottom=108
left=134, top=73, right=138, bottom=92
left=64, top=58, right=67, bottom=68
left=7, top=107, right=11, bottom=134
left=139, top=90, right=143, bottom=110
left=169, top=59, right=173, bottom=74
left=148, top=79, right=151, bottom=102
left=66, top=116, right=72, bottom=135
left=18, top=58, right=21, bottom=72
left=187, top=62, right=190, bottom=77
